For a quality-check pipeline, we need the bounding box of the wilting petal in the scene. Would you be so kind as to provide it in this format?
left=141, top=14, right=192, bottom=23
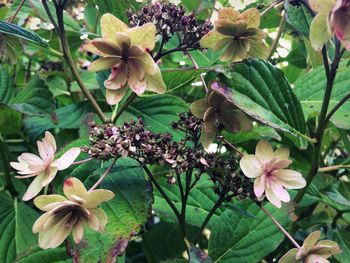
left=215, top=21, right=247, bottom=36
left=54, top=147, right=80, bottom=170
left=200, top=126, right=216, bottom=149
left=255, top=140, right=274, bottom=164
left=101, top=13, right=128, bottom=41
left=310, top=12, right=333, bottom=51
left=83, top=41, right=104, bottom=56
left=241, top=8, right=260, bottom=28
left=312, top=240, right=342, bottom=257
left=128, top=74, right=147, bottom=95
left=278, top=248, right=299, bottom=263
left=240, top=155, right=262, bottom=178
left=190, top=99, right=209, bottom=119
left=90, top=208, right=108, bottom=231
left=105, top=86, right=128, bottom=105
left=132, top=51, right=157, bottom=75
left=200, top=30, right=227, bottom=49
left=63, top=177, right=88, bottom=200
left=274, top=170, right=306, bottom=189
left=254, top=175, right=265, bottom=198
left=274, top=147, right=290, bottom=160
left=87, top=212, right=100, bottom=231
left=128, top=23, right=156, bottom=50
left=303, top=231, right=321, bottom=252
left=23, top=173, right=45, bottom=201
left=72, top=221, right=84, bottom=244
left=88, top=57, right=121, bottom=72
left=203, top=107, right=217, bottom=133
left=305, top=254, right=329, bottom=263
left=218, top=7, right=240, bottom=21
left=90, top=38, right=121, bottom=55
left=265, top=184, right=282, bottom=208
left=40, top=166, right=58, bottom=187
left=145, top=66, right=166, bottom=94
left=105, top=62, right=128, bottom=90
left=86, top=189, right=115, bottom=208
left=269, top=180, right=290, bottom=202
left=220, top=108, right=252, bottom=132
left=34, top=194, right=67, bottom=211
left=32, top=212, right=51, bottom=233
left=208, top=89, right=227, bottom=109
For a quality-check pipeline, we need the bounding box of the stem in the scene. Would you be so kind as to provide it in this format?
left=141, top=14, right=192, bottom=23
left=0, top=136, right=18, bottom=196
left=8, top=0, right=26, bottom=23
left=294, top=44, right=343, bottom=204
left=267, top=12, right=286, bottom=61
left=318, top=164, right=350, bottom=173
left=89, top=156, right=117, bottom=191
left=217, top=136, right=244, bottom=157
left=325, top=91, right=350, bottom=125
left=42, top=0, right=107, bottom=123
left=260, top=206, right=301, bottom=249
left=194, top=195, right=225, bottom=244
left=185, top=51, right=208, bottom=93
left=260, top=0, right=283, bottom=17
left=71, top=158, right=92, bottom=165
left=112, top=93, right=137, bottom=123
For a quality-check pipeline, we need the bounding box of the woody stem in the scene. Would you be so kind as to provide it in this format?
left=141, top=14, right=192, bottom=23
left=89, top=156, right=117, bottom=191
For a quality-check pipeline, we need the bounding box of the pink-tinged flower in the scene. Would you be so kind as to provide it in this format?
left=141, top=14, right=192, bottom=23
left=33, top=177, right=114, bottom=249
left=279, top=231, right=342, bottom=263
left=239, top=140, right=306, bottom=208
left=84, top=13, right=166, bottom=105
left=330, top=0, right=350, bottom=50
left=10, top=131, right=80, bottom=201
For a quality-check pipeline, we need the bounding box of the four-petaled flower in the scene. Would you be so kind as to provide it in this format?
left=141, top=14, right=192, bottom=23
left=84, top=13, right=166, bottom=105
left=310, top=0, right=350, bottom=51
left=190, top=82, right=252, bottom=148
left=240, top=140, right=306, bottom=208
left=33, top=177, right=114, bottom=249
left=200, top=7, right=267, bottom=62
left=279, top=231, right=342, bottom=263
left=10, top=131, right=81, bottom=201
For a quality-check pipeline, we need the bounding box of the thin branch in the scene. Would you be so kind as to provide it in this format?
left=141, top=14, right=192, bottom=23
left=8, top=0, right=26, bottom=23
left=325, top=91, right=350, bottom=125
left=185, top=51, right=208, bottom=93
left=217, top=136, right=244, bottom=157
left=72, top=158, right=92, bottom=165
left=260, top=206, right=301, bottom=249
left=318, top=164, right=350, bottom=173
left=260, top=0, right=283, bottom=17
left=112, top=93, right=137, bottom=123
left=89, top=156, right=117, bottom=191
left=267, top=12, right=286, bottom=61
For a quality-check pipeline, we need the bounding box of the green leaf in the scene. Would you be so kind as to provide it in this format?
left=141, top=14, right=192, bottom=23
left=208, top=202, right=289, bottom=262
left=16, top=246, right=70, bottom=263
left=74, top=158, right=153, bottom=262
left=328, top=227, right=350, bottom=263
left=284, top=2, right=313, bottom=37
left=0, top=66, right=55, bottom=118
left=162, top=68, right=207, bottom=93
left=294, top=64, right=350, bottom=130
left=0, top=20, right=49, bottom=48
left=0, top=191, right=39, bottom=263
left=190, top=246, right=213, bottom=263
left=220, top=59, right=307, bottom=148
left=122, top=94, right=189, bottom=141
left=44, top=75, right=69, bottom=97
left=95, top=0, right=141, bottom=23
left=223, top=126, right=282, bottom=145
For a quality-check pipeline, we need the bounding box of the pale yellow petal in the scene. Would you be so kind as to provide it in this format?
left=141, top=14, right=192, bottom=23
left=310, top=12, right=333, bottom=51
left=23, top=173, right=45, bottom=201
left=105, top=86, right=128, bottom=105
left=34, top=194, right=67, bottom=211
left=145, top=66, right=166, bottom=94
left=241, top=8, right=260, bottom=28
left=86, top=189, right=115, bottom=208
left=88, top=57, right=121, bottom=72
left=255, top=140, right=274, bottom=163
left=90, top=208, right=108, bottom=231
left=128, top=23, right=156, bottom=50
left=63, top=177, right=88, bottom=200
left=32, top=212, right=51, bottom=233
left=240, top=155, right=262, bottom=178
left=101, top=13, right=128, bottom=41
left=72, top=221, right=84, bottom=244
left=274, top=147, right=290, bottom=160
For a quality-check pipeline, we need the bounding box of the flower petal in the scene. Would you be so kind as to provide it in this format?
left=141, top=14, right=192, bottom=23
left=303, top=231, right=321, bottom=251
left=310, top=12, right=333, bottom=51
left=274, top=170, right=306, bottom=189
left=86, top=189, right=115, bottom=208
left=132, top=51, right=157, bottom=75
left=72, top=221, right=84, bottom=244
left=104, top=62, right=128, bottom=90
left=269, top=180, right=290, bottom=202
left=88, top=57, right=121, bottom=72
left=200, top=126, right=216, bottom=149
left=241, top=8, right=260, bottom=28
left=274, top=147, right=290, bottom=160
left=312, top=240, right=342, bottom=257
left=87, top=212, right=100, bottom=231
left=277, top=248, right=299, bottom=263
left=54, top=147, right=80, bottom=170
left=272, top=159, right=293, bottom=170
left=240, top=155, right=262, bottom=178
left=101, top=13, right=128, bottom=41
left=218, top=8, right=240, bottom=21
left=145, top=66, right=166, bottom=94
left=44, top=131, right=56, bottom=153
left=305, top=254, right=329, bottom=263
left=41, top=166, right=58, bottom=187
left=34, top=194, right=67, bottom=211
left=63, top=177, right=88, bottom=200
left=90, top=38, right=121, bottom=55
left=190, top=99, right=209, bottom=119
left=128, top=23, right=156, bottom=50
left=309, top=0, right=336, bottom=12
left=200, top=30, right=227, bottom=49
left=23, top=173, right=45, bottom=201
left=254, top=175, right=265, bottom=198
left=265, top=184, right=282, bottom=208
left=220, top=108, right=252, bottom=132
left=90, top=208, right=108, bottom=231
left=32, top=212, right=51, bottom=233
left=21, top=153, right=43, bottom=165
left=83, top=41, right=104, bottom=56
left=105, top=85, right=128, bottom=105
left=255, top=140, right=273, bottom=164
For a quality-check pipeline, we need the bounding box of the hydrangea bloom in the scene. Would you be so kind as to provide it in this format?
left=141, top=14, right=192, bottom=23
left=279, top=231, right=342, bottom=263
left=200, top=7, right=267, bottom=62
left=10, top=131, right=80, bottom=201
left=33, top=177, right=114, bottom=249
left=84, top=13, right=166, bottom=105
left=240, top=140, right=306, bottom=208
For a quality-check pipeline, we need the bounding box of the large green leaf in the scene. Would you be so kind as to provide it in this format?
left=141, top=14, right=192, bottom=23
left=0, top=20, right=49, bottom=48
left=220, top=59, right=307, bottom=148
left=0, top=191, right=39, bottom=263
left=74, top=158, right=153, bottom=262
left=122, top=94, right=189, bottom=141
left=284, top=1, right=313, bottom=37
left=16, top=246, right=70, bottom=263
left=0, top=67, right=55, bottom=118
left=294, top=64, right=350, bottom=130
left=95, top=0, right=141, bottom=22
left=208, top=202, right=289, bottom=263
left=328, top=227, right=350, bottom=263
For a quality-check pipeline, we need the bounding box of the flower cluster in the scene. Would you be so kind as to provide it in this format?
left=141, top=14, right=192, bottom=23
left=84, top=13, right=165, bottom=105
left=190, top=81, right=252, bottom=148
left=127, top=2, right=212, bottom=48
left=200, top=7, right=267, bottom=62
left=279, top=231, right=342, bottom=263
left=310, top=0, right=350, bottom=51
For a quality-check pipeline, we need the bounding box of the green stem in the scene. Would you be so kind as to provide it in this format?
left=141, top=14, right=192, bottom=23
left=0, top=135, right=18, bottom=196
left=112, top=93, right=137, bottom=123
left=267, top=12, right=286, bottom=61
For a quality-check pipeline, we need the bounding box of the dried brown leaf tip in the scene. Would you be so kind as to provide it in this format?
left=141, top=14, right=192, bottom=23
left=200, top=7, right=267, bottom=62
left=84, top=13, right=166, bottom=105
left=32, top=177, right=114, bottom=249
left=190, top=82, right=252, bottom=148
left=279, top=231, right=342, bottom=263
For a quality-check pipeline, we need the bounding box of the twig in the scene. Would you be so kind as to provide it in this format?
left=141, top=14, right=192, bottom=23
left=185, top=51, right=208, bottom=93
left=267, top=12, right=286, bottom=61
left=325, top=90, right=350, bottom=125
left=8, top=0, right=26, bottom=23
left=260, top=206, right=301, bottom=249
left=217, top=136, right=244, bottom=157
left=260, top=0, right=283, bottom=17
left=71, top=158, right=92, bottom=165
left=318, top=164, right=350, bottom=173
left=112, top=93, right=137, bottom=123
left=89, top=156, right=117, bottom=191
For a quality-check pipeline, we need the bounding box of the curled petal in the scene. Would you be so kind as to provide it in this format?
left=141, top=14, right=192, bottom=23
left=54, top=147, right=81, bottom=170
left=41, top=166, right=58, bottom=187
left=312, top=240, right=342, bottom=257
left=240, top=155, right=262, bottom=178
left=105, top=62, right=128, bottom=90
left=21, top=153, right=43, bottom=165
left=23, top=173, right=45, bottom=201
left=305, top=254, right=329, bottom=263
left=34, top=194, right=67, bottom=211
left=72, top=221, right=84, bottom=244
left=32, top=212, right=51, bottom=233
left=303, top=231, right=321, bottom=251
left=63, top=177, right=88, bottom=200
left=87, top=212, right=100, bottom=231
left=44, top=131, right=57, bottom=153
left=86, top=189, right=115, bottom=208
left=277, top=248, right=299, bottom=263
left=83, top=42, right=104, bottom=56
left=190, top=99, right=209, bottom=119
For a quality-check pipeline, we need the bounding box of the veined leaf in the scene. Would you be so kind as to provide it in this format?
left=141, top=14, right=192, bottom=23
left=284, top=2, right=313, bottom=37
